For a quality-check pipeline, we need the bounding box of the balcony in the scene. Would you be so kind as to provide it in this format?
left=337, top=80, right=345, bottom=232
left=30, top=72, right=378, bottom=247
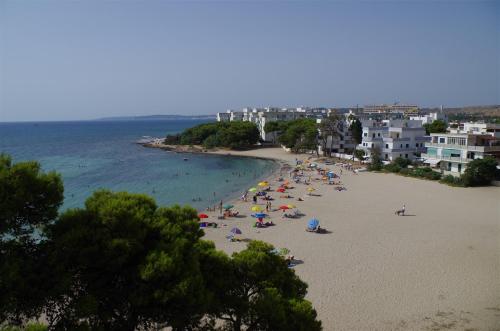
left=425, top=142, right=500, bottom=152
left=421, top=153, right=472, bottom=163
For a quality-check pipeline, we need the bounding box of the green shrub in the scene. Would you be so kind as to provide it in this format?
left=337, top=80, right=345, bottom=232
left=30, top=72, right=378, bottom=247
left=399, top=168, right=411, bottom=176
left=461, top=157, right=498, bottom=186
left=0, top=323, right=47, bottom=331
left=202, top=135, right=219, bottom=149
left=423, top=171, right=442, bottom=180
left=384, top=163, right=401, bottom=173
left=440, top=174, right=465, bottom=187
left=25, top=324, right=47, bottom=331
left=393, top=157, right=412, bottom=168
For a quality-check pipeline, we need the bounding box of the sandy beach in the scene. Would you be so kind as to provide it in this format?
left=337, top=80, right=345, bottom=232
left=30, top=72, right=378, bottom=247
left=199, top=147, right=500, bottom=331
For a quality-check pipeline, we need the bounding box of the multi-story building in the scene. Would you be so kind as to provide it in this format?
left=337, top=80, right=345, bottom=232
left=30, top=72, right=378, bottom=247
left=461, top=122, right=500, bottom=138
left=421, top=125, right=500, bottom=175
left=410, top=112, right=447, bottom=125
left=358, top=119, right=428, bottom=161
left=216, top=106, right=331, bottom=142
left=363, top=104, right=419, bottom=116
left=316, top=118, right=357, bottom=155
left=217, top=111, right=231, bottom=122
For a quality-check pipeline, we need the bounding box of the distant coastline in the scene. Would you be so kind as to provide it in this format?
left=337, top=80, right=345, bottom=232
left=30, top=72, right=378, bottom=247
left=95, top=114, right=216, bottom=121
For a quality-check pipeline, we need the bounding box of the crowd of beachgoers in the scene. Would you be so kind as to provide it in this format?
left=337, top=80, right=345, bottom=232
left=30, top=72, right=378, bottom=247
left=197, top=156, right=364, bottom=265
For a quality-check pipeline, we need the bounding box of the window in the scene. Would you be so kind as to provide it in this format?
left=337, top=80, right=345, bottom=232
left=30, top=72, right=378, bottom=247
left=406, top=144, right=409, bottom=148
left=458, top=164, right=462, bottom=173
left=439, top=137, right=445, bottom=144
left=405, top=154, right=408, bottom=158
left=372, top=133, right=375, bottom=138
left=385, top=144, right=389, bottom=148
left=400, top=144, right=403, bottom=148
left=377, top=133, right=381, bottom=137
left=385, top=154, right=388, bottom=160
left=447, top=162, right=451, bottom=171
left=364, top=133, right=367, bottom=137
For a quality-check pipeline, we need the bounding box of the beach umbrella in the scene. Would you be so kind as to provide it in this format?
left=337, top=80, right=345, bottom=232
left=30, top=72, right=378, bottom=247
left=258, top=181, right=269, bottom=187
left=287, top=204, right=296, bottom=209
left=251, top=205, right=262, bottom=212
left=223, top=204, right=234, bottom=210
left=198, top=213, right=209, bottom=219
left=254, top=213, right=267, bottom=218
left=307, top=187, right=316, bottom=192
left=308, top=218, right=319, bottom=229
left=279, top=205, right=289, bottom=210
left=277, top=188, right=285, bottom=193
left=248, top=187, right=257, bottom=192
left=230, top=227, right=242, bottom=235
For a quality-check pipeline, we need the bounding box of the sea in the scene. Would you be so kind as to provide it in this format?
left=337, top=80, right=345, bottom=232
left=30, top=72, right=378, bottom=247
left=0, top=120, right=278, bottom=211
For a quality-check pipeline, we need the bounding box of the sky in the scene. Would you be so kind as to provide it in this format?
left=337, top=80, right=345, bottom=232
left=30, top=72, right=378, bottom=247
left=0, top=0, right=498, bottom=121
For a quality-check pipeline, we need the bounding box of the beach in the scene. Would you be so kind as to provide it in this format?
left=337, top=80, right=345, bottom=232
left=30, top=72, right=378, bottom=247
left=200, top=147, right=500, bottom=331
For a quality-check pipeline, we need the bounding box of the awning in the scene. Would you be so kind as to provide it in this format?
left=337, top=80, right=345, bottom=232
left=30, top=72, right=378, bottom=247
left=423, top=158, right=440, bottom=166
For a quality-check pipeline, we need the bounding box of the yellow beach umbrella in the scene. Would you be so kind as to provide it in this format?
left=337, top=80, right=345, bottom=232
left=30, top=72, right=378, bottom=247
left=307, top=187, right=315, bottom=192
left=251, top=205, right=262, bottom=212
left=287, top=204, right=296, bottom=209
left=258, top=181, right=268, bottom=187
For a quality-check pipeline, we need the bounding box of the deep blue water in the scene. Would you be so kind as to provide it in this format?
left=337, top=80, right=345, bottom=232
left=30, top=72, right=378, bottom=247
left=0, top=120, right=277, bottom=210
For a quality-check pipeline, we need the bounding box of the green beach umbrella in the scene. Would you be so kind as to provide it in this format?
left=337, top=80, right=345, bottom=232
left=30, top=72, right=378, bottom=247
left=248, top=187, right=257, bottom=192
left=223, top=204, right=234, bottom=210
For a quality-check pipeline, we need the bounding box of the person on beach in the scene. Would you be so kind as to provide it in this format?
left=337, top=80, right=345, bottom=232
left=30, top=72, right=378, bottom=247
left=219, top=200, right=223, bottom=214
left=253, top=195, right=257, bottom=204
left=402, top=204, right=406, bottom=216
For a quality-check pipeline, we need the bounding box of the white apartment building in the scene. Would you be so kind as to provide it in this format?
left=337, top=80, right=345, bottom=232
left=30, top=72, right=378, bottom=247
left=363, top=104, right=419, bottom=116
left=217, top=111, right=231, bottom=122
left=460, top=122, right=500, bottom=138
left=358, top=119, right=428, bottom=161
left=421, top=127, right=500, bottom=175
left=216, top=106, right=330, bottom=142
left=410, top=112, right=447, bottom=125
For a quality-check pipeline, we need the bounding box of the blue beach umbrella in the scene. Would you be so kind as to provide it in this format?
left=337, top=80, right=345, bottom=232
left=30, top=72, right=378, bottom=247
left=254, top=213, right=267, bottom=218
left=308, top=218, right=319, bottom=230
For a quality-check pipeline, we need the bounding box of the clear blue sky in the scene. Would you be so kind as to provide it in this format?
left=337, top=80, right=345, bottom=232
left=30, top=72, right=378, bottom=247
left=0, top=0, right=498, bottom=121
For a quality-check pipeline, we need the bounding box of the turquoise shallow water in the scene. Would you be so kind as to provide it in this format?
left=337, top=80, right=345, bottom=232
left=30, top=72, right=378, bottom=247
left=0, top=120, right=278, bottom=210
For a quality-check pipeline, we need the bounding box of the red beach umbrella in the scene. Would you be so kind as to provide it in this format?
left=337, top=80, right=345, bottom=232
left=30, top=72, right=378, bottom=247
left=279, top=205, right=289, bottom=210
left=198, top=213, right=209, bottom=219
left=277, top=188, right=285, bottom=193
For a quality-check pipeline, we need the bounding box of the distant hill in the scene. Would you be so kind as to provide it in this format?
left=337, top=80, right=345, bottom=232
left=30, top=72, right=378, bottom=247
left=421, top=105, right=500, bottom=117
left=96, top=114, right=216, bottom=121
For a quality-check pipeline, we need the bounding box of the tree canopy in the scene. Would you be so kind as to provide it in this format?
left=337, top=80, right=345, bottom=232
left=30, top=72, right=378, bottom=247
left=423, top=120, right=447, bottom=135
left=349, top=118, right=363, bottom=145
left=165, top=122, right=260, bottom=149
left=277, top=118, right=318, bottom=153
left=0, top=155, right=322, bottom=330
left=461, top=157, right=499, bottom=186
left=318, top=114, right=344, bottom=157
